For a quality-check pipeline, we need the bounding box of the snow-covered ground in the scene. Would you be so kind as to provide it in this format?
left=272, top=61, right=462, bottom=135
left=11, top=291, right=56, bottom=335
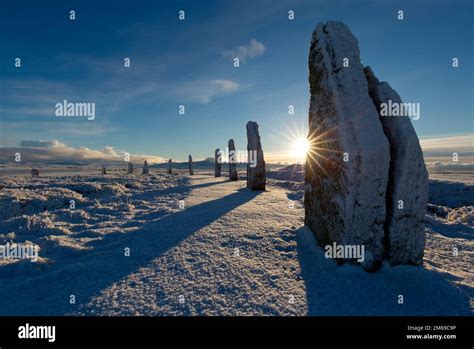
left=0, top=169, right=472, bottom=315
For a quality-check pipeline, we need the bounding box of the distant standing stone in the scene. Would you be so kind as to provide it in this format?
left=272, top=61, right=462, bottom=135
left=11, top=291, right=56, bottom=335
left=246, top=121, right=266, bottom=190
left=167, top=159, right=172, bottom=174
left=215, top=149, right=222, bottom=177
left=128, top=162, right=133, bottom=174
left=101, top=166, right=107, bottom=175
left=142, top=161, right=149, bottom=175
left=188, top=155, right=194, bottom=175
left=228, top=139, right=238, bottom=181
left=31, top=168, right=39, bottom=177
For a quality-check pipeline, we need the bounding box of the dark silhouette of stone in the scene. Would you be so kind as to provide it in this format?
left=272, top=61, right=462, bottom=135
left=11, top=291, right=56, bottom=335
left=188, top=155, right=194, bottom=175
left=228, top=139, right=238, bottom=181
left=246, top=121, right=266, bottom=190
left=365, top=67, right=428, bottom=266
left=215, top=149, right=222, bottom=177
left=142, top=161, right=149, bottom=175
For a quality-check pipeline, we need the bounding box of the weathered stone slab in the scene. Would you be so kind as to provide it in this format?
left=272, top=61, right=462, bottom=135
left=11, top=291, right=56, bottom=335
left=246, top=121, right=266, bottom=190
left=142, top=161, right=149, bottom=175
left=304, top=21, right=390, bottom=271
left=215, top=149, right=222, bottom=177
left=188, top=155, right=194, bottom=175
left=228, top=139, right=238, bottom=181
left=365, top=67, right=428, bottom=266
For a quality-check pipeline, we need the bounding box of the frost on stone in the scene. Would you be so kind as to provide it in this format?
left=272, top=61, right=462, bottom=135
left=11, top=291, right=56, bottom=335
left=304, top=21, right=427, bottom=271
left=365, top=66, right=428, bottom=266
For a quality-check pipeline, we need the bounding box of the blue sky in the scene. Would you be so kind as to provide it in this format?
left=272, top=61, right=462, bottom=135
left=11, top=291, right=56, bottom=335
left=0, top=0, right=472, bottom=163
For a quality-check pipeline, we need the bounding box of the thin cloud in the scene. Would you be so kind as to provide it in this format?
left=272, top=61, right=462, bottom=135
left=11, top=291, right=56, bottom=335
left=19, top=139, right=66, bottom=148
left=223, top=39, right=265, bottom=63
left=420, top=134, right=474, bottom=157
left=177, top=79, right=239, bottom=103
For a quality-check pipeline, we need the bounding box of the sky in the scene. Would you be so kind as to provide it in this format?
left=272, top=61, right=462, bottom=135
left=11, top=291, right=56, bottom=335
left=0, top=0, right=473, bottom=164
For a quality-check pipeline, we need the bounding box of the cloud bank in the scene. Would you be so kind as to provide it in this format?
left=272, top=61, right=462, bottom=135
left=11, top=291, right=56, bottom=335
left=0, top=140, right=166, bottom=165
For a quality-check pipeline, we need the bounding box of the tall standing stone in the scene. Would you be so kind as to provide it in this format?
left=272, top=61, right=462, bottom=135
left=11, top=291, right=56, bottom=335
left=167, top=159, right=172, bottom=174
left=246, top=121, right=266, bottom=190
left=228, top=139, right=238, bottom=181
left=188, top=155, right=194, bottom=175
left=364, top=67, right=428, bottom=266
left=215, top=149, right=222, bottom=177
left=101, top=166, right=107, bottom=175
left=142, top=161, right=149, bottom=175
left=304, top=21, right=390, bottom=271
left=127, top=162, right=133, bottom=174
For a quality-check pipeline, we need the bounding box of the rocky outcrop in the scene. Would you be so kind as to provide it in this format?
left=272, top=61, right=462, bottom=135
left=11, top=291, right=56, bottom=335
left=228, top=139, right=238, bottom=181
left=305, top=21, right=427, bottom=271
left=142, top=161, right=149, bottom=175
left=167, top=159, right=172, bottom=174
left=188, top=155, right=194, bottom=175
left=215, top=149, right=222, bottom=177
left=127, top=162, right=133, bottom=174
left=365, top=67, right=428, bottom=265
left=246, top=121, right=266, bottom=190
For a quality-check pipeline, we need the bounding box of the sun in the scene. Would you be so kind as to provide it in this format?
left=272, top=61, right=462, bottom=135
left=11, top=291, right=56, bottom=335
left=292, top=137, right=310, bottom=159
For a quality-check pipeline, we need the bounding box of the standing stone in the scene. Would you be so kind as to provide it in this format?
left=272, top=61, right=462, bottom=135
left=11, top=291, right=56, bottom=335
left=215, top=149, right=222, bottom=177
left=142, top=161, right=149, bottom=175
left=228, top=139, right=238, bottom=181
left=167, top=159, right=172, bottom=174
left=31, top=168, right=39, bottom=177
left=246, top=121, right=266, bottom=190
left=304, top=21, right=390, bottom=271
left=101, top=166, right=107, bottom=175
left=365, top=67, right=428, bottom=266
left=127, top=162, right=133, bottom=174
left=188, top=155, right=194, bottom=175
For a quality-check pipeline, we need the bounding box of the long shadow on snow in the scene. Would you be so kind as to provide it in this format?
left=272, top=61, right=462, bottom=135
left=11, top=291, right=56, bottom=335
left=0, top=187, right=261, bottom=315
left=296, top=226, right=472, bottom=316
